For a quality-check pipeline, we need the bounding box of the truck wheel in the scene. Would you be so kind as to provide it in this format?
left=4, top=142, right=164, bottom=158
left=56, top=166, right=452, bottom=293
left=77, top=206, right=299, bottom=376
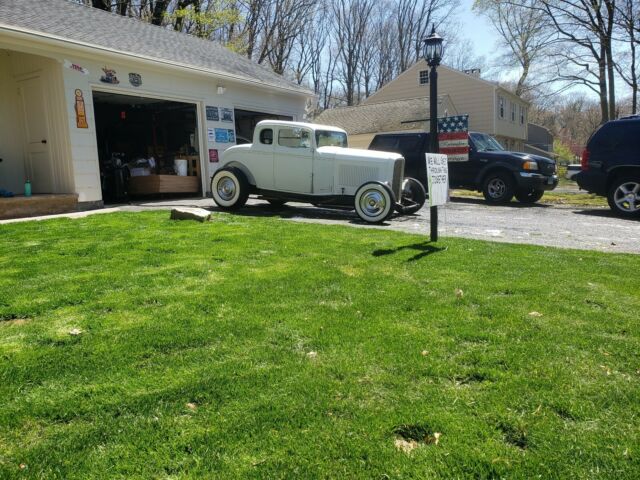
left=607, top=176, right=640, bottom=218
left=515, top=188, right=544, bottom=204
left=482, top=172, right=514, bottom=204
left=211, top=167, right=249, bottom=210
left=354, top=181, right=395, bottom=223
left=396, top=177, right=426, bottom=214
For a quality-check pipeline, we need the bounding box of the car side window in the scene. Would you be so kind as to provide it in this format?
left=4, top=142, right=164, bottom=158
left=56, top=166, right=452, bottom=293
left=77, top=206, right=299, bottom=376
left=278, top=127, right=311, bottom=148
left=259, top=128, right=273, bottom=145
left=398, top=136, right=422, bottom=153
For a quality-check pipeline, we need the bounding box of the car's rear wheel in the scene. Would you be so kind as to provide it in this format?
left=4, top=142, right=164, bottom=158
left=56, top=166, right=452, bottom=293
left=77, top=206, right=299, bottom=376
left=515, top=188, right=544, bottom=204
left=607, top=176, right=640, bottom=218
left=354, top=181, right=395, bottom=223
left=482, top=171, right=515, bottom=204
left=396, top=177, right=427, bottom=214
left=211, top=167, right=249, bottom=210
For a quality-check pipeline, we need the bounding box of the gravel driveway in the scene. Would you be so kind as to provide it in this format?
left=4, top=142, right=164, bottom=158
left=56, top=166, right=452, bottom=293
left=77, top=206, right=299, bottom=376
left=240, top=197, right=640, bottom=254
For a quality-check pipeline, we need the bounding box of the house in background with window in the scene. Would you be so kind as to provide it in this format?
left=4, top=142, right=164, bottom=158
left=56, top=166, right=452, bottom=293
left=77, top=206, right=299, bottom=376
left=356, top=61, right=530, bottom=152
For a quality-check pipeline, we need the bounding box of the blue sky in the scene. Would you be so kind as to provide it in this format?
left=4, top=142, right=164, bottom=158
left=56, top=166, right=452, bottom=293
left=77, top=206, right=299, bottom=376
left=458, top=0, right=500, bottom=62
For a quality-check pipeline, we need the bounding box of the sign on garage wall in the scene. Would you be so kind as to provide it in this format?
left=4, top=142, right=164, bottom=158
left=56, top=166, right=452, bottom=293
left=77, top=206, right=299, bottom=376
left=206, top=106, right=219, bottom=121
left=426, top=153, right=449, bottom=207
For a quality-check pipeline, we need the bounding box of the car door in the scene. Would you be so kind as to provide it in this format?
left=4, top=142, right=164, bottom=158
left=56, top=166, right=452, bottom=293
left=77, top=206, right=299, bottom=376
left=448, top=135, right=483, bottom=188
left=274, top=126, right=313, bottom=193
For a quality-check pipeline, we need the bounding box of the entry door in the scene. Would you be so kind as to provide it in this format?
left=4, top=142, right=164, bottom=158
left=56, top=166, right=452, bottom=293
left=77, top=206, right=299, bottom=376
left=274, top=126, right=313, bottom=193
left=19, top=77, right=54, bottom=193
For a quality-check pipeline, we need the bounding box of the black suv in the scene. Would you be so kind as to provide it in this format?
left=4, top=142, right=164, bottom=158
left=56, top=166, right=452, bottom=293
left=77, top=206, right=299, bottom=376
left=369, top=131, right=558, bottom=204
left=576, top=116, right=640, bottom=218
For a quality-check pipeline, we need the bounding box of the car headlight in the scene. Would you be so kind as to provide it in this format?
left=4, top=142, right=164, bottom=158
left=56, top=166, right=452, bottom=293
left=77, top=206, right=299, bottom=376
left=523, top=160, right=539, bottom=171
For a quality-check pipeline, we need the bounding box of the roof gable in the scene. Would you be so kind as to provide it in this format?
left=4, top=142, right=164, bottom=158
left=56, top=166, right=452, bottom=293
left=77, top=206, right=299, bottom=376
left=0, top=0, right=310, bottom=95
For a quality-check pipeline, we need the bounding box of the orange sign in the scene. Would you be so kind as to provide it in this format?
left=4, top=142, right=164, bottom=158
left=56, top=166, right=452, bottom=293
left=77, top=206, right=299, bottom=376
left=74, top=89, right=88, bottom=129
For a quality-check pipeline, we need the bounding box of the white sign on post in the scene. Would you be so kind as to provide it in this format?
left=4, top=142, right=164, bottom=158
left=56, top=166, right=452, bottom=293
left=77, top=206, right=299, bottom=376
left=426, top=153, right=449, bottom=207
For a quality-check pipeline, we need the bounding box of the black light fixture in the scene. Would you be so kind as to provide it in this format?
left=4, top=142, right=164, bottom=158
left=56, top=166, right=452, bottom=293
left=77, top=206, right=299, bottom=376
left=423, top=24, right=444, bottom=241
left=423, top=25, right=444, bottom=68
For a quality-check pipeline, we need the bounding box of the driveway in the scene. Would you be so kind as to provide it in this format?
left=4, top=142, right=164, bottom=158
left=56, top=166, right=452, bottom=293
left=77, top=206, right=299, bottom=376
left=236, top=197, right=640, bottom=254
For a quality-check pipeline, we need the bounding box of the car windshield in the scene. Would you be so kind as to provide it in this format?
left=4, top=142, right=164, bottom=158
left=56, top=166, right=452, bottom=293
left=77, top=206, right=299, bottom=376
left=316, top=130, right=348, bottom=148
left=470, top=133, right=505, bottom=152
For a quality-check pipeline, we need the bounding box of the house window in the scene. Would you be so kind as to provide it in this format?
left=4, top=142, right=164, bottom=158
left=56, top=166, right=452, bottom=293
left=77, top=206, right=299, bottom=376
left=419, top=70, right=429, bottom=85
left=511, top=102, right=516, bottom=122
left=520, top=106, right=526, bottom=125
left=498, top=96, right=505, bottom=119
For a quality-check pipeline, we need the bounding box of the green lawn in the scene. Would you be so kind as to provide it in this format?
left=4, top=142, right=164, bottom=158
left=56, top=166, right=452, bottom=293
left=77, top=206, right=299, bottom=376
left=1, top=212, right=638, bottom=479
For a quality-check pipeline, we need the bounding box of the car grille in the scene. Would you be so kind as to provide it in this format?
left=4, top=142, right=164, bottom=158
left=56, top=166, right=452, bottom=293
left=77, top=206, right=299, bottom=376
left=540, top=163, right=556, bottom=175
left=392, top=158, right=405, bottom=200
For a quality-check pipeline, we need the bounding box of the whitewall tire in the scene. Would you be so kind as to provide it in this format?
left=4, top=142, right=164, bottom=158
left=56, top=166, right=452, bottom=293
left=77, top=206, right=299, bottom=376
left=211, top=167, right=249, bottom=209
left=354, top=181, right=395, bottom=223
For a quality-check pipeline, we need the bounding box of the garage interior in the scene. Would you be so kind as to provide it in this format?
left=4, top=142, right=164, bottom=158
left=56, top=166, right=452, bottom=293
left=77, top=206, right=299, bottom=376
left=234, top=109, right=292, bottom=143
left=93, top=91, right=201, bottom=203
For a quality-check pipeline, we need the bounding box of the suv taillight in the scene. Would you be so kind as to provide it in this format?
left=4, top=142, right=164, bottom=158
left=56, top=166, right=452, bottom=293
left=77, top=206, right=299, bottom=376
left=581, top=148, right=590, bottom=171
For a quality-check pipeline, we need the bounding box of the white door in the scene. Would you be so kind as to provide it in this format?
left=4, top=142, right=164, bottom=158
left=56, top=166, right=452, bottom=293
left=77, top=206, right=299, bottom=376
left=19, top=76, right=54, bottom=193
left=274, top=126, right=313, bottom=193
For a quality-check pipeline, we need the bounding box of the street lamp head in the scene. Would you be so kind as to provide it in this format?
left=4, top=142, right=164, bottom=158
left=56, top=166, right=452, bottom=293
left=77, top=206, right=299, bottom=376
left=423, top=24, right=443, bottom=67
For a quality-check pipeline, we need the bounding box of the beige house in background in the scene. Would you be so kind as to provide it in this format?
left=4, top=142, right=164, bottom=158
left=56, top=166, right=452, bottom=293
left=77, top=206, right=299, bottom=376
left=315, top=95, right=458, bottom=148
left=318, top=61, right=530, bottom=151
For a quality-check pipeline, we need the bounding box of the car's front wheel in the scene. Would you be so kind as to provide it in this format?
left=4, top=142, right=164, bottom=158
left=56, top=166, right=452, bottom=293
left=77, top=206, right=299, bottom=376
left=396, top=177, right=427, bottom=214
left=482, top=171, right=515, bottom=204
left=607, top=176, right=640, bottom=218
left=354, top=181, right=395, bottom=223
left=515, top=188, right=544, bottom=204
left=211, top=167, right=249, bottom=210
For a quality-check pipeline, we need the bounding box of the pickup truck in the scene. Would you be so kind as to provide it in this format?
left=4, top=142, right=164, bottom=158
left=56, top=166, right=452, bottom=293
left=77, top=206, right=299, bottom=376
left=211, top=120, right=426, bottom=223
left=369, top=131, right=558, bottom=203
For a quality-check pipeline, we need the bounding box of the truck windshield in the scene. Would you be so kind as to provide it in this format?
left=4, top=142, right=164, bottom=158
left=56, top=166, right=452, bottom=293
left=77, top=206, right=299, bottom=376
left=316, top=130, right=348, bottom=148
left=470, top=133, right=505, bottom=152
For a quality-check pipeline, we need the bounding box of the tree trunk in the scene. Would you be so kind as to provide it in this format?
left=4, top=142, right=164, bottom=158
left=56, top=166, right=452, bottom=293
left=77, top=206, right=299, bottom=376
left=151, top=0, right=171, bottom=26
left=91, top=0, right=110, bottom=11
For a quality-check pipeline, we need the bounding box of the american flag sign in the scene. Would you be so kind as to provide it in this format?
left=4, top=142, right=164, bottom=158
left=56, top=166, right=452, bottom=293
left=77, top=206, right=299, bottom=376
left=438, top=114, right=469, bottom=162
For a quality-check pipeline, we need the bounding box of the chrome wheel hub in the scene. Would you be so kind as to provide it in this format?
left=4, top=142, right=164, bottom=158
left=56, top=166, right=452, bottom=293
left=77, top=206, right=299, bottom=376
left=614, top=182, right=640, bottom=212
left=217, top=177, right=237, bottom=201
left=359, top=190, right=386, bottom=217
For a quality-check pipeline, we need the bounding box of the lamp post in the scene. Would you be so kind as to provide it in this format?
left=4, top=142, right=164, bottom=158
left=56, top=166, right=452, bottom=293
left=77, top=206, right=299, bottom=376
left=423, top=25, right=444, bottom=241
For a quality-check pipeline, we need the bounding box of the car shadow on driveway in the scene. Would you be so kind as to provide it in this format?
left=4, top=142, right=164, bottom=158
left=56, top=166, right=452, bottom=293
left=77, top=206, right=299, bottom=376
left=449, top=197, right=552, bottom=208
left=209, top=202, right=395, bottom=226
left=573, top=208, right=639, bottom=221
left=372, top=241, right=446, bottom=262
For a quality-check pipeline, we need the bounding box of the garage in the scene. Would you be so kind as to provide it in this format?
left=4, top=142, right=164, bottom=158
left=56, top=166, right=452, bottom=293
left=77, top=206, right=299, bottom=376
left=234, top=109, right=293, bottom=144
left=92, top=91, right=202, bottom=203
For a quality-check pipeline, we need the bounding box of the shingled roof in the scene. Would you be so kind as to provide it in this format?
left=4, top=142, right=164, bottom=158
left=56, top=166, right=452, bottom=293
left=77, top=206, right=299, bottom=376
left=314, top=96, right=457, bottom=135
left=0, top=0, right=310, bottom=95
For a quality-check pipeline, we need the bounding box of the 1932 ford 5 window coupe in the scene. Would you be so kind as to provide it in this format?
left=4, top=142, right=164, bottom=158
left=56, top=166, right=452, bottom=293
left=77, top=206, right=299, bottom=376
left=211, top=120, right=426, bottom=223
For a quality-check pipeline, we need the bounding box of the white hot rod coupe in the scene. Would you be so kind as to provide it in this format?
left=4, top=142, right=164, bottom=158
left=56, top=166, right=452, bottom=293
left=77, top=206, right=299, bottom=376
left=210, top=120, right=426, bottom=223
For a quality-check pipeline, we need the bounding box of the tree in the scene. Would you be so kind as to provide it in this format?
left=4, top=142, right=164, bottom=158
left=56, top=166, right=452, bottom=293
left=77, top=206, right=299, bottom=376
left=474, top=0, right=554, bottom=96
left=615, top=0, right=639, bottom=114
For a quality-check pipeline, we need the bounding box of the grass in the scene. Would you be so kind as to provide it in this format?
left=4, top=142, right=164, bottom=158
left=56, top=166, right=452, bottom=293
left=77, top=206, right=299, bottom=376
left=1, top=211, right=638, bottom=479
left=451, top=189, right=608, bottom=207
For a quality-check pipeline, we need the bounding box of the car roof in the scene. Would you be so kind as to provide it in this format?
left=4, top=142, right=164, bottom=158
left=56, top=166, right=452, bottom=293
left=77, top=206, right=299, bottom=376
left=255, top=120, right=347, bottom=134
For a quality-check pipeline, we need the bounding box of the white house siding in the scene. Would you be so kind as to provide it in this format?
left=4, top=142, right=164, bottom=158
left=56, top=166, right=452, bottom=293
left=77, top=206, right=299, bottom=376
left=0, top=34, right=308, bottom=204
left=0, top=51, right=25, bottom=194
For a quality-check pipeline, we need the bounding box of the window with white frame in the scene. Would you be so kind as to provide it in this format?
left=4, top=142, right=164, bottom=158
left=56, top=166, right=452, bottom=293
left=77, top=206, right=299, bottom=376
left=498, top=96, right=505, bottom=118
left=511, top=102, right=516, bottom=122
left=520, top=106, right=526, bottom=125
left=419, top=70, right=429, bottom=85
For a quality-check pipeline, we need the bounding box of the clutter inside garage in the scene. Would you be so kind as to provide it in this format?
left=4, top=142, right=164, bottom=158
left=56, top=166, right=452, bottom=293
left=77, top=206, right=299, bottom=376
left=93, top=91, right=201, bottom=203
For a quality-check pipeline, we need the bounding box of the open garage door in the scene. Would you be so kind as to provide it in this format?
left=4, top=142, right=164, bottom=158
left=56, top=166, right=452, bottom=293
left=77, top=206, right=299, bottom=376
left=93, top=91, right=202, bottom=203
left=234, top=109, right=292, bottom=144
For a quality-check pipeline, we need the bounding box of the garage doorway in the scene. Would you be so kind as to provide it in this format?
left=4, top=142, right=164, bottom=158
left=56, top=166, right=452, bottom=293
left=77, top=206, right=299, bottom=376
left=234, top=109, right=292, bottom=144
left=92, top=91, right=201, bottom=203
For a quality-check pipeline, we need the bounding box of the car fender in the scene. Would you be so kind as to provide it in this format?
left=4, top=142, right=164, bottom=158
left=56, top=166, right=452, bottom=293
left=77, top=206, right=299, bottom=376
left=224, top=161, right=257, bottom=186
left=473, top=161, right=517, bottom=186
